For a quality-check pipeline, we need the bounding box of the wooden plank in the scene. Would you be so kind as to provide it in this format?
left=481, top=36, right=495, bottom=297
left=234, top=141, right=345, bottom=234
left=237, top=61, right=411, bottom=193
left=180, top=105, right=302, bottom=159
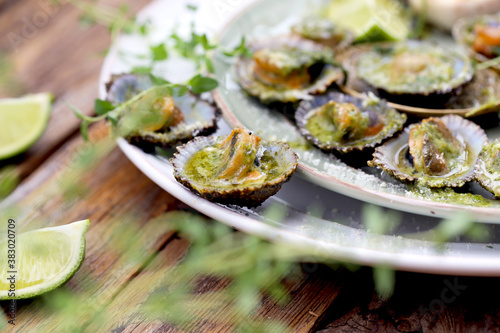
left=0, top=123, right=183, bottom=332
left=83, top=229, right=348, bottom=333
left=255, top=266, right=346, bottom=332
left=86, top=237, right=193, bottom=333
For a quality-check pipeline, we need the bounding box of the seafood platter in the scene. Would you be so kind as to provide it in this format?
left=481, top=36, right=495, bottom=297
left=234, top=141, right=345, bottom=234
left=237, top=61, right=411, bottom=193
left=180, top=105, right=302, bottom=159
left=210, top=0, right=500, bottom=221
left=99, top=0, right=500, bottom=274
left=103, top=0, right=500, bottom=221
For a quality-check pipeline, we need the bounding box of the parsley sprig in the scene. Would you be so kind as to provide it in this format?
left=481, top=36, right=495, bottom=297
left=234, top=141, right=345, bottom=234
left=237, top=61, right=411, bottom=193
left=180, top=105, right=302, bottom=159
left=171, top=24, right=218, bottom=73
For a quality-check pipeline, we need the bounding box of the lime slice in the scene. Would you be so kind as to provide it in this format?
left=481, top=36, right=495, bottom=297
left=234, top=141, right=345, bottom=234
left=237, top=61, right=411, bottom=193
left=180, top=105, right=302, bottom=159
left=0, top=93, right=53, bottom=160
left=0, top=219, right=90, bottom=300
left=327, top=0, right=410, bottom=42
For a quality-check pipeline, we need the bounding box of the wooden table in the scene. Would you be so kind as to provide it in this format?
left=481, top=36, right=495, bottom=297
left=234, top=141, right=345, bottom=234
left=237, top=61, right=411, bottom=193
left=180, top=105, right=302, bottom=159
left=1, top=1, right=500, bottom=332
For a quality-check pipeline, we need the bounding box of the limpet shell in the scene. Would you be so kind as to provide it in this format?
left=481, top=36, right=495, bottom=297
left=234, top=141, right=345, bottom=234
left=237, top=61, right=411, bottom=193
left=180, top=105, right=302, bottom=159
left=106, top=74, right=218, bottom=149
left=295, top=92, right=406, bottom=153
left=344, top=41, right=475, bottom=107
left=233, top=35, right=344, bottom=104
left=170, top=133, right=299, bottom=207
left=452, top=13, right=500, bottom=72
left=369, top=115, right=487, bottom=188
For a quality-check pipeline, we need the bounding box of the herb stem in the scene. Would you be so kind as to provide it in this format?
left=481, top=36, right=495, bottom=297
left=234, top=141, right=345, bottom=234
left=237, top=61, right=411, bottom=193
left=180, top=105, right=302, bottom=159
left=476, top=56, right=500, bottom=71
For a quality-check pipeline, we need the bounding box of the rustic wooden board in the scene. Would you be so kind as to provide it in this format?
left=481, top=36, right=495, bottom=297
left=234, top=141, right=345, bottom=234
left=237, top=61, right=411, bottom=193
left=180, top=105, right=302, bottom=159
left=87, top=237, right=347, bottom=332
left=2, top=125, right=181, bottom=332
left=2, top=1, right=500, bottom=333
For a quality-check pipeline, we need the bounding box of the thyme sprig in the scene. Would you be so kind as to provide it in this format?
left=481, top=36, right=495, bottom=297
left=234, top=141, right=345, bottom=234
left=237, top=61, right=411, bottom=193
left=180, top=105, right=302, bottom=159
left=67, top=0, right=147, bottom=41
left=69, top=72, right=217, bottom=141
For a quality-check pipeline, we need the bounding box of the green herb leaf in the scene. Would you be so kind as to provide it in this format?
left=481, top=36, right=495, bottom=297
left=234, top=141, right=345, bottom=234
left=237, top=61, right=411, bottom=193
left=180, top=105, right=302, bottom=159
left=79, top=14, right=96, bottom=29
left=149, top=74, right=170, bottom=86
left=139, top=23, right=149, bottom=36
left=170, top=27, right=216, bottom=72
left=66, top=100, right=88, bottom=121
left=434, top=213, right=474, bottom=243
left=476, top=55, right=500, bottom=71
left=362, top=204, right=400, bottom=235
left=122, top=18, right=137, bottom=34
left=119, top=4, right=129, bottom=14
left=188, top=74, right=218, bottom=94
left=131, top=66, right=153, bottom=74
left=66, top=99, right=108, bottom=139
left=187, top=4, right=198, bottom=12
left=205, top=57, right=215, bottom=74
left=174, top=85, right=189, bottom=97
left=223, top=36, right=253, bottom=58
left=108, top=113, right=118, bottom=126
left=150, top=43, right=168, bottom=61
left=94, top=99, right=115, bottom=115
left=373, top=266, right=395, bottom=300
left=196, top=33, right=216, bottom=51
left=0, top=166, right=19, bottom=199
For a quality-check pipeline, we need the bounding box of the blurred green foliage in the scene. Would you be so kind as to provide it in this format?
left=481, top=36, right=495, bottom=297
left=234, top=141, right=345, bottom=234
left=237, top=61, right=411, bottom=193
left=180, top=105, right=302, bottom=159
left=0, top=53, right=24, bottom=97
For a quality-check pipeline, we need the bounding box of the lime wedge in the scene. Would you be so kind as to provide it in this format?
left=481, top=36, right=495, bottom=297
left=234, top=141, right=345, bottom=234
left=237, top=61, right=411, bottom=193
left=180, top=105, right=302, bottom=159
left=0, top=93, right=53, bottom=160
left=0, top=220, right=90, bottom=300
left=327, top=0, right=410, bottom=42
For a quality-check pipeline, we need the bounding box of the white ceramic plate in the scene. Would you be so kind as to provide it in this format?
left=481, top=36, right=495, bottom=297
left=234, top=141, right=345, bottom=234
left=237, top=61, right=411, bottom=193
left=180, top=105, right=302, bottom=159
left=100, top=0, right=500, bottom=275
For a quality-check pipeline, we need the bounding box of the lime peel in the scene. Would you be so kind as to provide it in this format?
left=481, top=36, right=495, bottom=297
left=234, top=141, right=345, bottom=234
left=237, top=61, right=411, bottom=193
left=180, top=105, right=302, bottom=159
left=326, top=0, right=410, bottom=42
left=0, top=219, right=90, bottom=300
left=0, top=93, right=53, bottom=160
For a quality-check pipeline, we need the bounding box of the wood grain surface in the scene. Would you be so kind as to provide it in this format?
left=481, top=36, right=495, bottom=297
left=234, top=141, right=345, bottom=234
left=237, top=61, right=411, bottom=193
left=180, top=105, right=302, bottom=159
left=1, top=1, right=500, bottom=332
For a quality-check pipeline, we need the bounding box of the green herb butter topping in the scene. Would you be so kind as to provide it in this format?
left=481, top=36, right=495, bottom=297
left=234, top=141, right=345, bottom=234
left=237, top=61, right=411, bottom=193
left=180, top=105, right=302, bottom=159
left=306, top=101, right=370, bottom=143
left=253, top=49, right=322, bottom=77
left=182, top=128, right=284, bottom=190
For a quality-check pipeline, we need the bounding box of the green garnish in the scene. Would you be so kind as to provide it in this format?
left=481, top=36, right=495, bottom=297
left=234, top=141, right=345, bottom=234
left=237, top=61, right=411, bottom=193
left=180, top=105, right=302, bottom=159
left=222, top=36, right=253, bottom=58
